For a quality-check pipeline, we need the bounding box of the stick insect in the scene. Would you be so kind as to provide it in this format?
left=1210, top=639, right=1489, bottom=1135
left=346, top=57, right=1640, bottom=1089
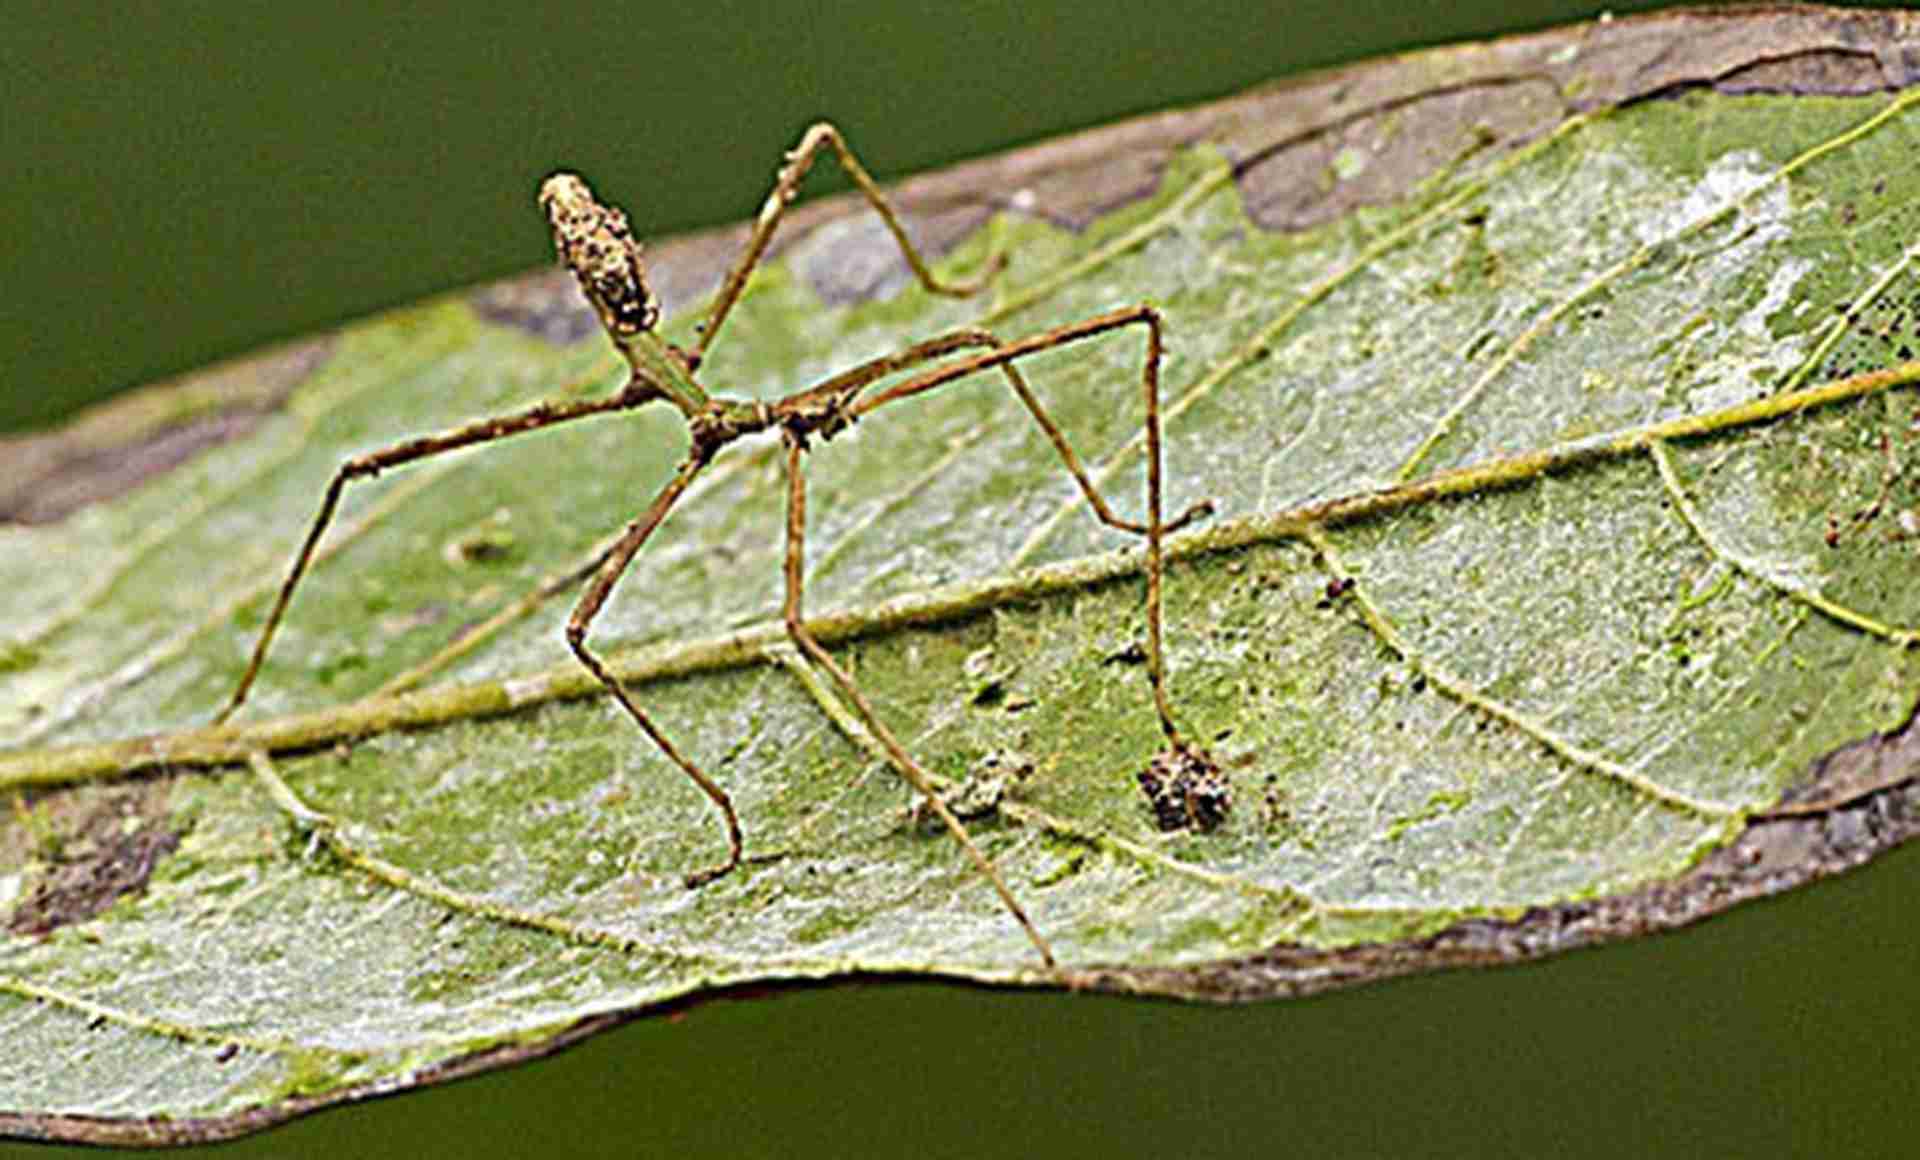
left=214, top=122, right=1218, bottom=968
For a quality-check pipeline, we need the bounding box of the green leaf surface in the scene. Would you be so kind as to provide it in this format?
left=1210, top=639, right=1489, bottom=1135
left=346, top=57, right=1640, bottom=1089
left=8, top=24, right=1920, bottom=1142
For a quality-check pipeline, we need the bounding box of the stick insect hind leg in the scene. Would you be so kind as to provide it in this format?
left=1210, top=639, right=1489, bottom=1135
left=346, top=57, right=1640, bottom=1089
left=777, top=432, right=1058, bottom=961
left=768, top=308, right=1219, bottom=969
left=837, top=305, right=1216, bottom=755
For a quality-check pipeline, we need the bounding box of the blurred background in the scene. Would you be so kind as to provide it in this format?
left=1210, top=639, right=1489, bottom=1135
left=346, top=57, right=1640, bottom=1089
left=5, top=0, right=1710, bottom=434
left=6, top=3, right=1920, bottom=1158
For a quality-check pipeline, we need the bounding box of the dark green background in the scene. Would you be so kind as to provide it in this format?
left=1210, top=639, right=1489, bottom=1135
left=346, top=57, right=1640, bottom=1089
left=6, top=3, right=1919, bottom=1157
left=7, top=0, right=1700, bottom=434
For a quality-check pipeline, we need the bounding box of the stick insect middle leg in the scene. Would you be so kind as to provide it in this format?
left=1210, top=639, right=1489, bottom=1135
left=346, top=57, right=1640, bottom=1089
left=562, top=449, right=749, bottom=889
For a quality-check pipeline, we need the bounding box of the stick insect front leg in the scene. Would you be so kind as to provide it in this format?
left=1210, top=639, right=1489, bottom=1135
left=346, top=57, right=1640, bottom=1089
left=692, top=121, right=1004, bottom=363
left=215, top=386, right=660, bottom=725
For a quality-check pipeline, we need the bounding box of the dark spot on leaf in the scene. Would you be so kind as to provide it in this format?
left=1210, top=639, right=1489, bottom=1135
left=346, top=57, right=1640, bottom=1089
left=1137, top=744, right=1230, bottom=833
left=446, top=526, right=519, bottom=567
left=8, top=788, right=182, bottom=937
left=313, top=652, right=371, bottom=685
left=0, top=641, right=41, bottom=674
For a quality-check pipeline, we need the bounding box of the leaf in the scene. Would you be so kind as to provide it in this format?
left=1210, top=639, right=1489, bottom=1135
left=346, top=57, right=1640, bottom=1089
left=7, top=7, right=1920, bottom=1145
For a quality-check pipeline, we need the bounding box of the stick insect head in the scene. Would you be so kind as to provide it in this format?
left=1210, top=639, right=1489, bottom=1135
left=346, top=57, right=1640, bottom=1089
left=540, top=172, right=660, bottom=337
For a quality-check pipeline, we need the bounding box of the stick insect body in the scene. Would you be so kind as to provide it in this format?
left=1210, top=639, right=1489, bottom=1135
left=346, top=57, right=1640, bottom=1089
left=215, top=123, right=1217, bottom=969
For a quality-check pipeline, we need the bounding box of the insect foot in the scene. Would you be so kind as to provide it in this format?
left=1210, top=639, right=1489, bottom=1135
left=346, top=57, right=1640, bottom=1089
left=1137, top=742, right=1230, bottom=833
left=1167, top=496, right=1219, bottom=534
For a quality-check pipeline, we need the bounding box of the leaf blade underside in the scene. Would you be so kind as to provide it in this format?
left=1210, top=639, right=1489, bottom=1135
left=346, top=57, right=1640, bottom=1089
left=6, top=29, right=1920, bottom=1141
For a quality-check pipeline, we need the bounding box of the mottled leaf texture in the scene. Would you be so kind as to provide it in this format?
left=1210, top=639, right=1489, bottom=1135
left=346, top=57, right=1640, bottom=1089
left=7, top=6, right=1920, bottom=1146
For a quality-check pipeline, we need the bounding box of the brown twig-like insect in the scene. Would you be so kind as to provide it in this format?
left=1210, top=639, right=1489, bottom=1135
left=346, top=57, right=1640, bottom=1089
left=214, top=123, right=1217, bottom=968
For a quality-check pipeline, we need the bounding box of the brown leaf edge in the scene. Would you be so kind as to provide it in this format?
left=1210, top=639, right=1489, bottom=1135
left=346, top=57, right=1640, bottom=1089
left=6, top=3, right=1920, bottom=1146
